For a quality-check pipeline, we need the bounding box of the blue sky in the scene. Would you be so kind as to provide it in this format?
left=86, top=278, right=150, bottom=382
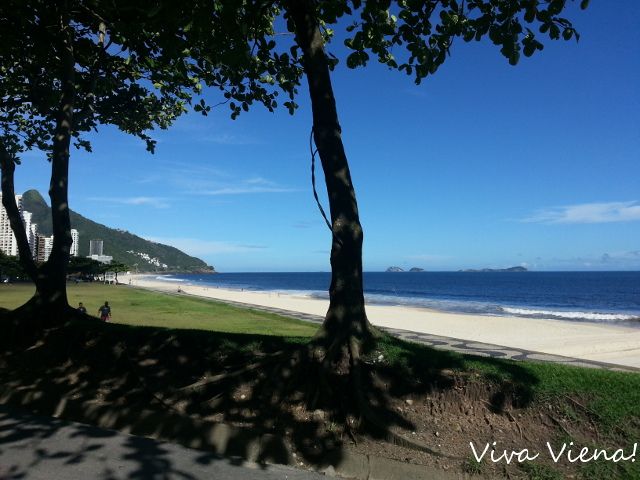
left=14, top=1, right=640, bottom=272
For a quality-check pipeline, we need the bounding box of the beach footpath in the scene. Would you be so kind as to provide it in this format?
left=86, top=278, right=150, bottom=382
left=0, top=405, right=470, bottom=480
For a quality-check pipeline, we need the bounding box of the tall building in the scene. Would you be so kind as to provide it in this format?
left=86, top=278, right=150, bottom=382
left=0, top=194, right=17, bottom=256
left=36, top=234, right=54, bottom=263
left=22, top=211, right=37, bottom=257
left=70, top=229, right=79, bottom=257
left=89, top=239, right=103, bottom=256
left=30, top=223, right=38, bottom=259
left=0, top=193, right=31, bottom=257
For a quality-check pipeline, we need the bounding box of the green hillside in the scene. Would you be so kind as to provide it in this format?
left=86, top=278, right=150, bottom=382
left=21, top=190, right=214, bottom=273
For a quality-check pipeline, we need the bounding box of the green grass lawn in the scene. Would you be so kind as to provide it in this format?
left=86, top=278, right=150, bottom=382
left=0, top=283, right=319, bottom=337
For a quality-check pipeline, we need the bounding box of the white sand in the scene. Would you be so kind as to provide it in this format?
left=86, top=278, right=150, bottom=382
left=122, top=274, right=640, bottom=369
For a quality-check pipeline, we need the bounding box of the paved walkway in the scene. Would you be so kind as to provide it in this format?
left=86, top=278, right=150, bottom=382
left=211, top=297, right=639, bottom=373
left=0, top=406, right=325, bottom=480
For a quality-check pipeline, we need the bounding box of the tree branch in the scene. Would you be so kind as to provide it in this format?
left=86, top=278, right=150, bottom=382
left=0, top=143, right=38, bottom=279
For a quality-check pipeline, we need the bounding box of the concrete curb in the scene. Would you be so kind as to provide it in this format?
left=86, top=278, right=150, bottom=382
left=322, top=451, right=479, bottom=480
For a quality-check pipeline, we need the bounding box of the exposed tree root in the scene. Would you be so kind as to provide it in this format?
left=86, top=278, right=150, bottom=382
left=506, top=410, right=524, bottom=440
left=122, top=343, right=188, bottom=415
left=562, top=394, right=601, bottom=442
left=547, top=413, right=573, bottom=438
left=119, top=327, right=462, bottom=460
left=178, top=350, right=286, bottom=393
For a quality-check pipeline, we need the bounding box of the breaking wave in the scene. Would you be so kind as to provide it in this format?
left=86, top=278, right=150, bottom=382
left=500, top=307, right=639, bottom=322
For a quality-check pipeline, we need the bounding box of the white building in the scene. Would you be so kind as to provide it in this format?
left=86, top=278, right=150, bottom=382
left=30, top=224, right=38, bottom=259
left=0, top=193, right=35, bottom=258
left=0, top=194, right=18, bottom=256
left=89, top=239, right=103, bottom=256
left=89, top=254, right=113, bottom=264
left=70, top=229, right=79, bottom=257
left=36, top=234, right=54, bottom=263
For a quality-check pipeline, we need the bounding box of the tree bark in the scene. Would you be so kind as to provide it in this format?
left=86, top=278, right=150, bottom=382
left=0, top=146, right=38, bottom=281
left=5, top=13, right=77, bottom=325
left=287, top=0, right=373, bottom=367
left=38, top=13, right=76, bottom=318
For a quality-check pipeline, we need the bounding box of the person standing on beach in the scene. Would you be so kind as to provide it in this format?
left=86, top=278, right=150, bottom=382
left=98, top=301, right=111, bottom=322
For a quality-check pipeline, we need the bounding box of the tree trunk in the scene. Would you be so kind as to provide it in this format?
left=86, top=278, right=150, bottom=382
left=32, top=12, right=77, bottom=321
left=0, top=146, right=38, bottom=281
left=5, top=14, right=76, bottom=327
left=287, top=0, right=373, bottom=369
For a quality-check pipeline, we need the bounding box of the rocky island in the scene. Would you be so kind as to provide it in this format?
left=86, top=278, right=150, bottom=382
left=385, top=266, right=404, bottom=272
left=385, top=266, right=425, bottom=272
left=459, top=266, right=528, bottom=272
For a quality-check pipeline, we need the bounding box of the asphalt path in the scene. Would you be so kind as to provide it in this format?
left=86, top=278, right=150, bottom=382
left=0, top=406, right=326, bottom=480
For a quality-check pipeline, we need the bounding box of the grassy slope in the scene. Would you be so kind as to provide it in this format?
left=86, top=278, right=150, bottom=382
left=2, top=283, right=638, bottom=429
left=376, top=334, right=640, bottom=433
left=1, top=284, right=639, bottom=479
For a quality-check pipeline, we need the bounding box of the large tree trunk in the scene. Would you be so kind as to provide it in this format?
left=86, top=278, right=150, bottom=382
left=287, top=0, right=374, bottom=369
left=38, top=14, right=76, bottom=321
left=4, top=14, right=76, bottom=327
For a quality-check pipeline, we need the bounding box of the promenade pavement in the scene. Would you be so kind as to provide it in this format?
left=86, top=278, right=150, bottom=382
left=0, top=406, right=325, bottom=480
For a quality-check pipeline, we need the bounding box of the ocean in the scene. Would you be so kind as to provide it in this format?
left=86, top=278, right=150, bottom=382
left=152, top=271, right=640, bottom=326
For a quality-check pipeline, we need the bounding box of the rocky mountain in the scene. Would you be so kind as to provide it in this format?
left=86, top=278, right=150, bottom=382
left=21, top=190, right=214, bottom=272
left=385, top=266, right=404, bottom=272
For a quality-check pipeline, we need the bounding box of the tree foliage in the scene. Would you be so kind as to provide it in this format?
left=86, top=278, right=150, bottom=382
left=184, top=0, right=588, bottom=118
left=1, top=0, right=192, bottom=158
left=67, top=257, right=103, bottom=277
left=0, top=252, right=26, bottom=280
left=0, top=1, right=241, bottom=316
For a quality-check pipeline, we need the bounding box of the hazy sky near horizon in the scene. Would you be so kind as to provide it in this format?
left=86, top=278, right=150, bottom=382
left=14, top=1, right=640, bottom=272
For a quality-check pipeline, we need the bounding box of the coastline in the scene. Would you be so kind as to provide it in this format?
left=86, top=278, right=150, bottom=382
left=123, top=274, right=640, bottom=369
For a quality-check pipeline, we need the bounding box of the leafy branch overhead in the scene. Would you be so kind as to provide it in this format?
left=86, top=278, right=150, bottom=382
left=319, top=0, right=586, bottom=81
left=1, top=0, right=587, bottom=156
left=1, top=1, right=184, bottom=157
left=190, top=0, right=588, bottom=116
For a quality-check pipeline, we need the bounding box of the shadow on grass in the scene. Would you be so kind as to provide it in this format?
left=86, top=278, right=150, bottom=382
left=0, top=309, right=540, bottom=475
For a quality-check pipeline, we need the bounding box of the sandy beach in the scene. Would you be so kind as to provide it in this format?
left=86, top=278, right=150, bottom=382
left=124, top=274, right=640, bottom=369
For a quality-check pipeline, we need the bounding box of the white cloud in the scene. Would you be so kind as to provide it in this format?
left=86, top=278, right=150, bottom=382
left=199, top=133, right=259, bottom=145
left=169, top=116, right=260, bottom=145
left=523, top=201, right=640, bottom=224
left=191, top=175, right=299, bottom=195
left=88, top=196, right=170, bottom=208
left=406, top=254, right=451, bottom=262
left=145, top=237, right=268, bottom=256
left=548, top=250, right=640, bottom=269
left=193, top=186, right=297, bottom=195
left=132, top=162, right=298, bottom=196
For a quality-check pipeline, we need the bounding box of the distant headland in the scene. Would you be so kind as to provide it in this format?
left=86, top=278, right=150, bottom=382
left=458, top=266, right=528, bottom=273
left=385, top=267, right=425, bottom=272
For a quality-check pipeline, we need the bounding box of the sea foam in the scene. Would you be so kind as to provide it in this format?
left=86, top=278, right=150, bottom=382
left=501, top=307, right=639, bottom=322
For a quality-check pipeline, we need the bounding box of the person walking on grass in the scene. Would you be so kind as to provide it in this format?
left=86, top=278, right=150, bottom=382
left=98, top=301, right=111, bottom=322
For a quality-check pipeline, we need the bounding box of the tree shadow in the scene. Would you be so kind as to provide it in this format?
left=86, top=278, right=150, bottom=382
left=0, top=405, right=199, bottom=480
left=0, top=312, right=540, bottom=473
